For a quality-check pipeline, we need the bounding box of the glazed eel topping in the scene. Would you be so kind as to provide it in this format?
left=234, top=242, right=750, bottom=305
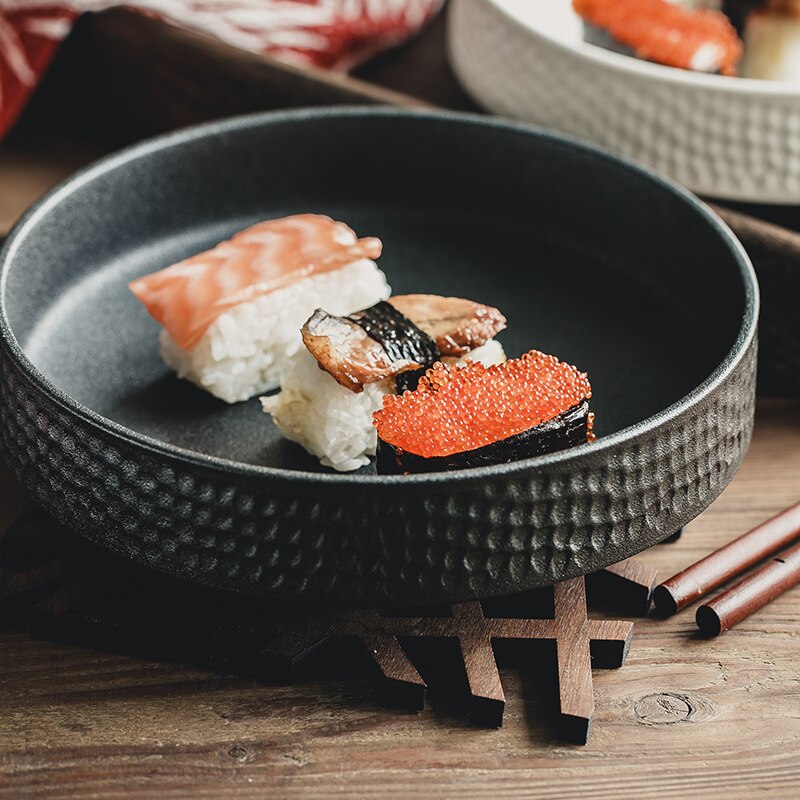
left=301, top=295, right=507, bottom=392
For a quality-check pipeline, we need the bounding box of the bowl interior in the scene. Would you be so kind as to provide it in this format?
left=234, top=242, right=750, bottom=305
left=1, top=110, right=751, bottom=475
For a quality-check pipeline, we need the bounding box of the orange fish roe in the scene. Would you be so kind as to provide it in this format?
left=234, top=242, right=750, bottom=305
left=573, top=0, right=742, bottom=76
left=373, top=351, right=591, bottom=459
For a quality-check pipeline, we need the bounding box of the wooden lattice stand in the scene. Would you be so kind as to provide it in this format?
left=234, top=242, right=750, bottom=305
left=1, top=506, right=665, bottom=744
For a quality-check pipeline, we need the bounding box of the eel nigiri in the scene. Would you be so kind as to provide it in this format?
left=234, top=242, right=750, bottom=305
left=128, top=214, right=390, bottom=403
left=261, top=295, right=507, bottom=471
left=373, top=351, right=593, bottom=474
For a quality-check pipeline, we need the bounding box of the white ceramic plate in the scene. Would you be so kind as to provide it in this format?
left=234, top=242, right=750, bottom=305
left=448, top=0, right=800, bottom=203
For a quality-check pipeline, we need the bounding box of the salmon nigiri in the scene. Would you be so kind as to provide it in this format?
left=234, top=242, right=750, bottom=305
left=129, top=214, right=391, bottom=403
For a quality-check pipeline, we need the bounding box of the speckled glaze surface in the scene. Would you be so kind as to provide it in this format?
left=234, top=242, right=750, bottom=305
left=449, top=0, right=800, bottom=204
left=0, top=108, right=758, bottom=606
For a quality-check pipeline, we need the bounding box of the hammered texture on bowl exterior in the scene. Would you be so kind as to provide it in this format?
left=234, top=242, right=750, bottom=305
left=449, top=0, right=800, bottom=204
left=0, top=337, right=757, bottom=606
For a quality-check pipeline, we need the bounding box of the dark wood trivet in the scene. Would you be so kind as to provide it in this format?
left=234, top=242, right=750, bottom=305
left=262, top=576, right=634, bottom=741
left=1, top=505, right=663, bottom=744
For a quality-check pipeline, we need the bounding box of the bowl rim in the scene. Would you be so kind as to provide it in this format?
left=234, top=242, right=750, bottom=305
left=0, top=106, right=759, bottom=487
left=484, top=0, right=800, bottom=96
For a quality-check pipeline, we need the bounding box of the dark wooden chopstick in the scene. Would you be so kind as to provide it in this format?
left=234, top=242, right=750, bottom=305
left=653, top=501, right=800, bottom=616
left=696, top=539, right=800, bottom=636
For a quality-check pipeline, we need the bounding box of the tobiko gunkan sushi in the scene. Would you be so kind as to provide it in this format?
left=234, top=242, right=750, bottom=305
left=373, top=351, right=593, bottom=474
left=261, top=295, right=507, bottom=472
left=128, top=214, right=390, bottom=403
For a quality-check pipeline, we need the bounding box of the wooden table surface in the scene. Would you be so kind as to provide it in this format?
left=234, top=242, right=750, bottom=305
left=2, top=399, right=799, bottom=799
left=2, top=47, right=800, bottom=799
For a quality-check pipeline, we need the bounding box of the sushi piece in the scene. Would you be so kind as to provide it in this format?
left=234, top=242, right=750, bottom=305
left=302, top=295, right=506, bottom=392
left=128, top=214, right=390, bottom=403
left=738, top=2, right=800, bottom=81
left=261, top=295, right=507, bottom=472
left=373, top=351, right=593, bottom=474
left=574, top=0, right=743, bottom=75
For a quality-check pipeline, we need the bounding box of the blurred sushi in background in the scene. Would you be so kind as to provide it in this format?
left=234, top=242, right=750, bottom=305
left=574, top=0, right=800, bottom=81
left=262, top=295, right=507, bottom=471
left=573, top=0, right=743, bottom=75
left=129, top=214, right=390, bottom=403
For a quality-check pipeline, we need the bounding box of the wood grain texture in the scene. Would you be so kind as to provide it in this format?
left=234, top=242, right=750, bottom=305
left=697, top=537, right=800, bottom=635
left=552, top=578, right=594, bottom=741
left=1, top=398, right=800, bottom=798
left=656, top=500, right=800, bottom=615
left=0, top=523, right=642, bottom=739
left=261, top=578, right=635, bottom=734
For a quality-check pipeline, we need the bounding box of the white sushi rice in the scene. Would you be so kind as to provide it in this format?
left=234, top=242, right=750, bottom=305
left=261, top=348, right=391, bottom=472
left=262, top=338, right=507, bottom=472
left=160, top=259, right=390, bottom=403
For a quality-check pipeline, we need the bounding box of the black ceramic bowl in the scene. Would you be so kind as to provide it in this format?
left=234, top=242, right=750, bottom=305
left=0, top=109, right=758, bottom=606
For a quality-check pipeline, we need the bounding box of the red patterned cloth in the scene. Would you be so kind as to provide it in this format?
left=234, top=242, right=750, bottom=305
left=0, top=0, right=443, bottom=137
